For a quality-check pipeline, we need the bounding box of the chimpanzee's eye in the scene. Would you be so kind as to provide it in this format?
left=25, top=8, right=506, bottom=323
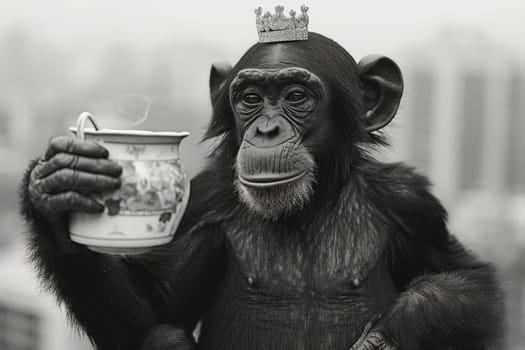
left=242, top=93, right=263, bottom=106
left=286, top=91, right=307, bottom=103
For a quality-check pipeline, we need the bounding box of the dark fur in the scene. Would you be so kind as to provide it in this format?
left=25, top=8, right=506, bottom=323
left=20, top=32, right=503, bottom=350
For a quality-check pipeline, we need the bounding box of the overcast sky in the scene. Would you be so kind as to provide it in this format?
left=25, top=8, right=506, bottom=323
left=1, top=0, right=524, bottom=59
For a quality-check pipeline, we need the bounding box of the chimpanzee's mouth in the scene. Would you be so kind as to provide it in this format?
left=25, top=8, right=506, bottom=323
left=238, top=171, right=306, bottom=188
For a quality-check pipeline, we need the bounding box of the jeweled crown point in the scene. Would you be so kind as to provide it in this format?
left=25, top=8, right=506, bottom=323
left=255, top=4, right=309, bottom=43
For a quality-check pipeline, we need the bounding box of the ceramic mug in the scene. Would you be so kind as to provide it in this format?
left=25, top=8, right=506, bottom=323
left=68, top=112, right=190, bottom=254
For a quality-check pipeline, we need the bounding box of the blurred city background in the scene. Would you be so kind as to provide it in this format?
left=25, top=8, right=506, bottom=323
left=0, top=0, right=524, bottom=349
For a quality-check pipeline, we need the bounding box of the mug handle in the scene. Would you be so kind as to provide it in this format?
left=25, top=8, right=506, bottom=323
left=76, top=112, right=101, bottom=140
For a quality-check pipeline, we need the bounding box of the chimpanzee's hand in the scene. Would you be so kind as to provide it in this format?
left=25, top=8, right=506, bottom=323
left=28, top=136, right=122, bottom=222
left=350, top=319, right=397, bottom=350
left=349, top=331, right=397, bottom=350
left=140, top=324, right=196, bottom=350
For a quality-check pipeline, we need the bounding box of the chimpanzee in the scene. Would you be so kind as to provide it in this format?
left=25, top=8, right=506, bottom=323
left=20, top=32, right=502, bottom=350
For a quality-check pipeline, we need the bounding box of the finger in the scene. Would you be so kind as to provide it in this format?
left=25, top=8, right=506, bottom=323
left=360, top=332, right=391, bottom=350
left=41, top=191, right=105, bottom=214
left=38, top=169, right=121, bottom=194
left=44, top=136, right=109, bottom=160
left=36, top=153, right=122, bottom=179
left=351, top=338, right=378, bottom=350
left=361, top=339, right=377, bottom=350
left=350, top=322, right=374, bottom=350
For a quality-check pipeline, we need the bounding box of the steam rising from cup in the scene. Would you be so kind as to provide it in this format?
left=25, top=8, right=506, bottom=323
left=116, top=94, right=152, bottom=126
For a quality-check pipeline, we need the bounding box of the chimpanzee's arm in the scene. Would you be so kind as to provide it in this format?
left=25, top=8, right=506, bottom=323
left=374, top=166, right=503, bottom=350
left=20, top=161, right=227, bottom=350
left=382, top=237, right=502, bottom=350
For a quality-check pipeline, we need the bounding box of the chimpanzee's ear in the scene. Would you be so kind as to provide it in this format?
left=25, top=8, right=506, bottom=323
left=358, top=55, right=403, bottom=132
left=210, top=61, right=233, bottom=106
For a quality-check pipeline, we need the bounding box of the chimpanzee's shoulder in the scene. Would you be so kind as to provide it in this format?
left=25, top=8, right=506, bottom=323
left=359, top=161, right=434, bottom=199
left=358, top=160, right=449, bottom=241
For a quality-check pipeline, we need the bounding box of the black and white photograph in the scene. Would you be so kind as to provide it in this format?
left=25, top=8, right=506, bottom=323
left=0, top=1, right=523, bottom=349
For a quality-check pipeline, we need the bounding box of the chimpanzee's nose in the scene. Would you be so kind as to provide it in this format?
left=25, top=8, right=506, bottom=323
left=248, top=115, right=294, bottom=148
left=255, top=120, right=280, bottom=138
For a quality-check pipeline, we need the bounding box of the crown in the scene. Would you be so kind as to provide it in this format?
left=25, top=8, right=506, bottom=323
left=255, top=5, right=309, bottom=43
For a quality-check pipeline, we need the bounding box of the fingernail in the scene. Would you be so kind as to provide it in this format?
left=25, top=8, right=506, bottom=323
left=98, top=145, right=109, bottom=157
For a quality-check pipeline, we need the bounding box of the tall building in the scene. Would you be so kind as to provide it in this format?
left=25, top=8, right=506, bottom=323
left=0, top=240, right=92, bottom=350
left=392, top=29, right=525, bottom=349
left=393, top=29, right=525, bottom=200
left=505, top=72, right=525, bottom=193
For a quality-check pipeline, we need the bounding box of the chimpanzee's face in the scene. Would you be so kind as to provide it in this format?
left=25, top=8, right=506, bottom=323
left=229, top=65, right=329, bottom=219
left=218, top=35, right=403, bottom=219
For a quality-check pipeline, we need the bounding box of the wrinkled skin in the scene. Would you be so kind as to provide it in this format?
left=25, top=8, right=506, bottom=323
left=141, top=325, right=196, bottom=350
left=230, top=67, right=327, bottom=219
left=27, top=137, right=122, bottom=253
left=28, top=136, right=122, bottom=220
left=350, top=318, right=397, bottom=350
left=351, top=331, right=397, bottom=350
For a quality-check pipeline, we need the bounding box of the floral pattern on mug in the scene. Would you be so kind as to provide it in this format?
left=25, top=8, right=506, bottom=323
left=103, top=160, right=185, bottom=215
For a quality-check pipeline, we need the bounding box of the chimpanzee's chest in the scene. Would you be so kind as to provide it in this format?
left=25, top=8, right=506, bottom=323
left=225, top=221, right=388, bottom=296
left=200, top=220, right=399, bottom=350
